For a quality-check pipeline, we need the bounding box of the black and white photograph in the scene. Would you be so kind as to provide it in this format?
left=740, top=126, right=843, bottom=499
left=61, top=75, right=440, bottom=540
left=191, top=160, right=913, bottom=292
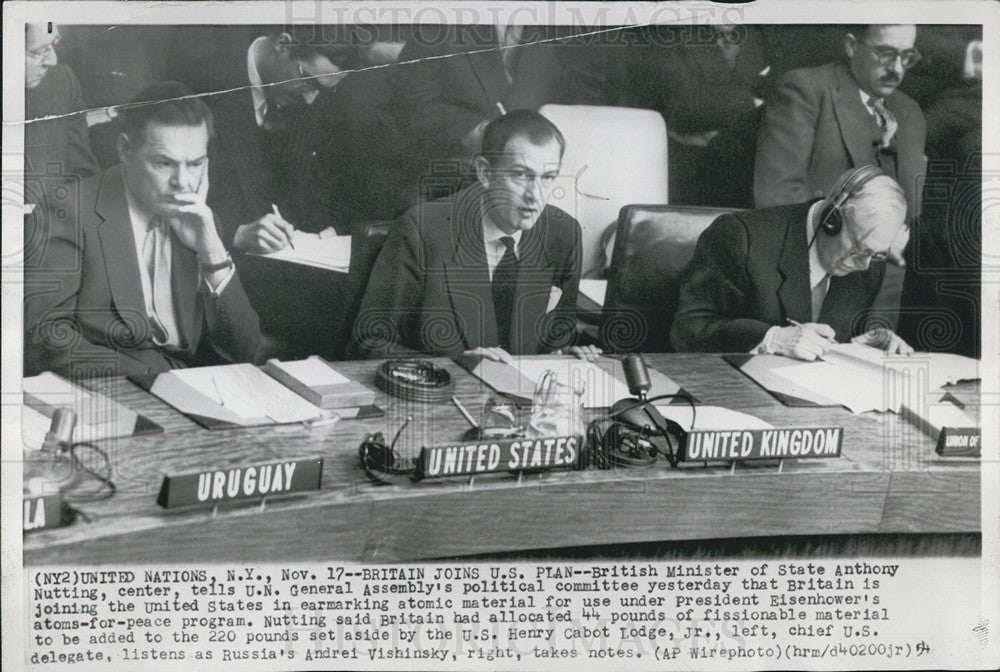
left=3, top=1, right=997, bottom=670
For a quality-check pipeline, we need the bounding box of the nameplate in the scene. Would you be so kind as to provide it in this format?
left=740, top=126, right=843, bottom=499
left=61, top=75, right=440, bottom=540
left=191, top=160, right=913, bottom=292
left=936, top=428, right=981, bottom=457
left=682, top=427, right=843, bottom=462
left=414, top=435, right=583, bottom=480
left=24, top=494, right=66, bottom=532
left=157, top=458, right=323, bottom=509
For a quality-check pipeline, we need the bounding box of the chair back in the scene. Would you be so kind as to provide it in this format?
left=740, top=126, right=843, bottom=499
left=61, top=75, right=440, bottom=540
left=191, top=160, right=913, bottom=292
left=539, top=105, right=669, bottom=278
left=602, top=204, right=743, bottom=352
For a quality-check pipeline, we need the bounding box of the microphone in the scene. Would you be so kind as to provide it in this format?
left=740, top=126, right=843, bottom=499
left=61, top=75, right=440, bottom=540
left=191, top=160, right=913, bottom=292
left=41, top=408, right=76, bottom=454
left=623, top=354, right=652, bottom=400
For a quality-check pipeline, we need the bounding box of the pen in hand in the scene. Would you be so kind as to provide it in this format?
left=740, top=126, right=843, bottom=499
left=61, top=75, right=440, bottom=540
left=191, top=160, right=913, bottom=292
left=787, top=318, right=837, bottom=344
left=271, top=203, right=294, bottom=250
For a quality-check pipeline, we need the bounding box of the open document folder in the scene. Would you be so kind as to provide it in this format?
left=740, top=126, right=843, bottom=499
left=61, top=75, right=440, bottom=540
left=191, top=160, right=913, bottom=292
left=250, top=228, right=350, bottom=272
left=141, top=364, right=327, bottom=429
left=735, top=344, right=980, bottom=414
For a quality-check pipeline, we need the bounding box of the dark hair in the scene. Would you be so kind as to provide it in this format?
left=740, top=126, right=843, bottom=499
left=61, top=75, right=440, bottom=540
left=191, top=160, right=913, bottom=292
left=844, top=25, right=872, bottom=40
left=119, top=81, right=214, bottom=143
left=272, top=25, right=361, bottom=71
left=480, top=109, right=566, bottom=160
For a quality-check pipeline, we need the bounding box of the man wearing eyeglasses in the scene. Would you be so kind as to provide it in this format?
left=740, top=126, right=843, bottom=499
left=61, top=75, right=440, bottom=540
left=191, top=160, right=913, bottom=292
left=672, top=167, right=913, bottom=360
left=24, top=23, right=100, bottom=197
left=753, top=25, right=926, bottom=227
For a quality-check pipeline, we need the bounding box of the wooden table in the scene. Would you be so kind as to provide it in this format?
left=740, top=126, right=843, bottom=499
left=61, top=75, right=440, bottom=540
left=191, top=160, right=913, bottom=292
left=23, top=355, right=980, bottom=565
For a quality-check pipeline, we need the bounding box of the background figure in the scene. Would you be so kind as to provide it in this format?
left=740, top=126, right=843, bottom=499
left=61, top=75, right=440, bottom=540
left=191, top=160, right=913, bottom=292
left=389, top=25, right=601, bottom=208
left=627, top=24, right=770, bottom=208
left=23, top=23, right=100, bottom=202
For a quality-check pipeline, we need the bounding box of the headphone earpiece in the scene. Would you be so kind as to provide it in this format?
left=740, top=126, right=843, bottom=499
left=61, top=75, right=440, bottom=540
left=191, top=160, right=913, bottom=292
left=817, top=165, right=887, bottom=237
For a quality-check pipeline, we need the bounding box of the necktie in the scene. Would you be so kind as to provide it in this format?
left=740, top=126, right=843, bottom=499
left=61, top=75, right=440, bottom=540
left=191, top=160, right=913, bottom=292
left=501, top=25, right=524, bottom=82
left=870, top=98, right=898, bottom=148
left=492, top=236, right=518, bottom=351
left=142, top=217, right=179, bottom=347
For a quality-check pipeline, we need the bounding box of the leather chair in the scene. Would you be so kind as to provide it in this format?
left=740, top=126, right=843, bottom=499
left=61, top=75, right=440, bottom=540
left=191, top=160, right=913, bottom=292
left=338, top=221, right=392, bottom=358
left=602, top=204, right=744, bottom=352
left=538, top=105, right=669, bottom=279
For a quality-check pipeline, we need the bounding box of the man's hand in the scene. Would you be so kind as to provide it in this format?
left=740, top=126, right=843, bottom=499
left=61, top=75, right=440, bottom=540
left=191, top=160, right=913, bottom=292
left=555, top=345, right=603, bottom=361
left=886, top=226, right=910, bottom=267
left=852, top=328, right=914, bottom=355
left=464, top=346, right=513, bottom=363
left=770, top=322, right=836, bottom=361
left=165, top=169, right=227, bottom=264
left=233, top=212, right=296, bottom=254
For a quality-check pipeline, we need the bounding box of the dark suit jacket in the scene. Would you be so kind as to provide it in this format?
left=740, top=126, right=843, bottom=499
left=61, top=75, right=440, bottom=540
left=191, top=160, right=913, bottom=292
left=670, top=202, right=886, bottom=353
left=348, top=185, right=582, bottom=359
left=754, top=62, right=926, bottom=217
left=24, top=165, right=261, bottom=377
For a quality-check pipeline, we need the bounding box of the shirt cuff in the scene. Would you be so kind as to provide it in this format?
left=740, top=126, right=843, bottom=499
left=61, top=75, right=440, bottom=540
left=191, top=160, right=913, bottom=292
left=751, top=325, right=782, bottom=354
left=203, top=266, right=235, bottom=296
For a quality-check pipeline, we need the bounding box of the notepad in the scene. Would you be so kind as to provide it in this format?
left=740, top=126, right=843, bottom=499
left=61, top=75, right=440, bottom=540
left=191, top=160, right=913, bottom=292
left=251, top=228, right=351, bottom=272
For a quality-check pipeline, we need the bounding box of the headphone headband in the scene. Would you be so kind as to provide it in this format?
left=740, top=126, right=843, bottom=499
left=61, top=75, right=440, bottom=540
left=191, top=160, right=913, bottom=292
left=819, top=165, right=887, bottom=236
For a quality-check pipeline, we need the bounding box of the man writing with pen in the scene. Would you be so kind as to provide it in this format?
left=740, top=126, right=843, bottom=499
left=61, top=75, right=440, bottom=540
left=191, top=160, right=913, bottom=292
left=206, top=26, right=359, bottom=252
left=671, top=165, right=913, bottom=360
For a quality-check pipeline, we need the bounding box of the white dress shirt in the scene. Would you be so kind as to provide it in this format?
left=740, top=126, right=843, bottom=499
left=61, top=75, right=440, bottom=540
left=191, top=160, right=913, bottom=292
left=482, top=212, right=522, bottom=281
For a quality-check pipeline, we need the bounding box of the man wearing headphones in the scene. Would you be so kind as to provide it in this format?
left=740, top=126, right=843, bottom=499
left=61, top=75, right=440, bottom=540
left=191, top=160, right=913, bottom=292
left=671, top=166, right=913, bottom=360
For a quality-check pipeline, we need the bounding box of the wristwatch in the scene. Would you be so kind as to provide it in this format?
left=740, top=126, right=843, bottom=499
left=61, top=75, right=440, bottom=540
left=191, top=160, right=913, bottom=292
left=200, top=255, right=234, bottom=273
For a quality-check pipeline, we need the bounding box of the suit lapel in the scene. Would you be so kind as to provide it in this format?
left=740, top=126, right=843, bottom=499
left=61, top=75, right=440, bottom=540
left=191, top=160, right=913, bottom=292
left=831, top=64, right=878, bottom=168
left=442, top=189, right=498, bottom=350
left=775, top=203, right=814, bottom=324
left=94, top=166, right=150, bottom=341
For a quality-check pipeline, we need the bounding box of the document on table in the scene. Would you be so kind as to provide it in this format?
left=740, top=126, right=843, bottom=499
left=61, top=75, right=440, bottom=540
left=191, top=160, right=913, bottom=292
left=22, top=372, right=162, bottom=441
left=772, top=345, right=981, bottom=414
left=250, top=228, right=351, bottom=272
left=151, top=364, right=326, bottom=428
left=513, top=358, right=632, bottom=409
left=655, top=405, right=774, bottom=431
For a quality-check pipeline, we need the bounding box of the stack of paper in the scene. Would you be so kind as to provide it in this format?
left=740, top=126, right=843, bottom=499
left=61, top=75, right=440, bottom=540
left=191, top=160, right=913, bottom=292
left=252, top=228, right=351, bottom=273
left=654, top=405, right=774, bottom=432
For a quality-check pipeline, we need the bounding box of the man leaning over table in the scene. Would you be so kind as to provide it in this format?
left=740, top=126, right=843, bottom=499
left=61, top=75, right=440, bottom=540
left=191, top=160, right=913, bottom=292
left=24, top=82, right=261, bottom=378
left=348, top=110, right=599, bottom=363
left=671, top=166, right=913, bottom=361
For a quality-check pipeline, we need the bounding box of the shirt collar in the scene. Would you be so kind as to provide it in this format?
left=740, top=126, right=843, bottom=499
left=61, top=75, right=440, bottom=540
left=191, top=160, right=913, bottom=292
left=248, top=36, right=269, bottom=127
left=806, top=200, right=830, bottom=289
left=858, top=88, right=882, bottom=116
left=482, top=208, right=523, bottom=249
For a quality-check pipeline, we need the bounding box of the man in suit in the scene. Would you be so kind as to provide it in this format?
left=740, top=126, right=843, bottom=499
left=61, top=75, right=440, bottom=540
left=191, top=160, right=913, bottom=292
left=671, top=167, right=913, bottom=360
left=627, top=24, right=770, bottom=208
left=206, top=26, right=363, bottom=253
left=349, top=111, right=595, bottom=362
left=754, top=25, right=926, bottom=222
left=24, top=23, right=100, bottom=197
left=24, top=82, right=261, bottom=378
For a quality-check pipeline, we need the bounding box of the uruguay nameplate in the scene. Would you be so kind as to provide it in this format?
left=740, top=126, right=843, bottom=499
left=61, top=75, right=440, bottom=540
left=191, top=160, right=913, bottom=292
left=415, top=435, right=583, bottom=480
left=24, top=494, right=66, bottom=532
left=157, top=457, right=323, bottom=508
left=682, top=427, right=843, bottom=462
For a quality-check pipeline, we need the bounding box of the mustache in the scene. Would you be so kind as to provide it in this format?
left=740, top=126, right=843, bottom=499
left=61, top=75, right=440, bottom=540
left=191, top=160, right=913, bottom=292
left=880, top=75, right=900, bottom=85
